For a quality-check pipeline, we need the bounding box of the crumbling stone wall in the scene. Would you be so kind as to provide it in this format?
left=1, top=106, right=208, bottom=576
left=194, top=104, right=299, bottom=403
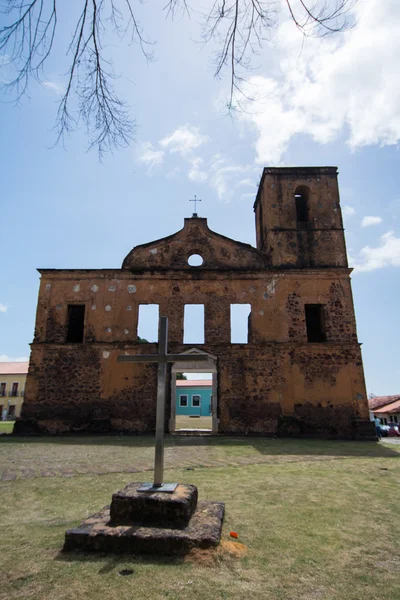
left=17, top=167, right=374, bottom=439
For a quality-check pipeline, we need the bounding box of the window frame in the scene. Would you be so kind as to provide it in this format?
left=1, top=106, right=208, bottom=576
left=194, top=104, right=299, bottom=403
left=11, top=382, right=19, bottom=397
left=192, top=394, right=201, bottom=408
left=179, top=394, right=188, bottom=408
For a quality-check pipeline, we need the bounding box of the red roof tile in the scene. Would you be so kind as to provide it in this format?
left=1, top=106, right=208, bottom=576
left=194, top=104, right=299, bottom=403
left=368, top=395, right=400, bottom=410
left=373, top=399, right=400, bottom=414
left=176, top=380, right=212, bottom=387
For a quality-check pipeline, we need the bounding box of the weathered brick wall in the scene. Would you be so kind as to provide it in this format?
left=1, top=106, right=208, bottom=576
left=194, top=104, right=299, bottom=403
left=254, top=167, right=348, bottom=268
left=19, top=265, right=369, bottom=437
left=21, top=340, right=367, bottom=437
left=17, top=167, right=373, bottom=439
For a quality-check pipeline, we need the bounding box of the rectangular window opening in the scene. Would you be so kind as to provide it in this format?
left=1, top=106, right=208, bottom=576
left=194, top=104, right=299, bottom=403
left=137, top=304, right=159, bottom=343
left=230, top=304, right=251, bottom=343
left=295, top=196, right=309, bottom=222
left=192, top=395, right=201, bottom=407
left=8, top=405, right=15, bottom=417
left=66, top=304, right=85, bottom=343
left=0, top=383, right=6, bottom=397
left=11, top=382, right=18, bottom=397
left=305, top=304, right=326, bottom=343
left=183, top=304, right=204, bottom=344
left=179, top=395, right=188, bottom=407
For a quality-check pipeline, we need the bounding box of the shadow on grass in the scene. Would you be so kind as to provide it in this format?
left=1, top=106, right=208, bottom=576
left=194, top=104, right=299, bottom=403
left=55, top=549, right=186, bottom=569
left=2, top=433, right=399, bottom=458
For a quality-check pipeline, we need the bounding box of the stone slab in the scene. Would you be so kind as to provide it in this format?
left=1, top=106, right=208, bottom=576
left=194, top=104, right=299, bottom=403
left=110, top=482, right=198, bottom=528
left=64, top=500, right=225, bottom=556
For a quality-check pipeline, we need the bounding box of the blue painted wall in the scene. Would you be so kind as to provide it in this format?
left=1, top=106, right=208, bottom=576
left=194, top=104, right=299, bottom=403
left=176, top=385, right=212, bottom=416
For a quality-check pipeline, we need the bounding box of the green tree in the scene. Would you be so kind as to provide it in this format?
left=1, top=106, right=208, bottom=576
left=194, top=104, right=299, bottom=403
left=176, top=373, right=187, bottom=380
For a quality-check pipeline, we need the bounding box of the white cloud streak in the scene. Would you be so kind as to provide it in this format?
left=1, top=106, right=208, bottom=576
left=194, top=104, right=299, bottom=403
left=361, top=216, right=383, bottom=227
left=188, top=157, right=208, bottom=183
left=160, top=125, right=209, bottom=155
left=42, top=81, right=65, bottom=96
left=0, top=303, right=8, bottom=313
left=137, top=142, right=165, bottom=172
left=208, top=155, right=256, bottom=200
left=353, top=231, right=400, bottom=272
left=342, top=206, right=356, bottom=218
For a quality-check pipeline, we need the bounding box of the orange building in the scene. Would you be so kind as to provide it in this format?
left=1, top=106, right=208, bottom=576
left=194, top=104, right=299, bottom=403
left=16, top=167, right=374, bottom=438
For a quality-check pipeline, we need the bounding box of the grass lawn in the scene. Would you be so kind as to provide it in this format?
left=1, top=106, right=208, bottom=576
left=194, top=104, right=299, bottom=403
left=0, top=436, right=399, bottom=600
left=0, top=421, right=14, bottom=434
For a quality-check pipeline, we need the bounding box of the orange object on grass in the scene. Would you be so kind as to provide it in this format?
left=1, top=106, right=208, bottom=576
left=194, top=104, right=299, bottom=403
left=229, top=531, right=239, bottom=539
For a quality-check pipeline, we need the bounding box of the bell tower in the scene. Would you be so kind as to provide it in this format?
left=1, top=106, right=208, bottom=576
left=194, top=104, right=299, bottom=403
left=254, top=167, right=348, bottom=268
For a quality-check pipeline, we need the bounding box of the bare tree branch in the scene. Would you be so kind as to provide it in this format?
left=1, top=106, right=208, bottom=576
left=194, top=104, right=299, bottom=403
left=195, top=0, right=356, bottom=108
left=0, top=0, right=153, bottom=157
left=0, top=0, right=356, bottom=155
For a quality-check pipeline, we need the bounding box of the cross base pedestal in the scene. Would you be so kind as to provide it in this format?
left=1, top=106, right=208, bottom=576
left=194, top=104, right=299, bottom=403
left=64, top=483, right=224, bottom=556
left=64, top=501, right=224, bottom=556
left=110, top=482, right=197, bottom=528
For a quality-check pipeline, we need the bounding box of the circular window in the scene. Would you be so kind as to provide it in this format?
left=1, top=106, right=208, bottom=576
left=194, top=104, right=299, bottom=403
left=188, top=254, right=204, bottom=267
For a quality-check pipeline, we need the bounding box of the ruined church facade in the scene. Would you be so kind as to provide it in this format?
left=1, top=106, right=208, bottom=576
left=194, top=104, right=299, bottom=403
left=17, top=167, right=374, bottom=438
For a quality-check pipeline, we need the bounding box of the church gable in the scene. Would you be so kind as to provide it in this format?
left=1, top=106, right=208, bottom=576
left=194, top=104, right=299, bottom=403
left=122, top=217, right=270, bottom=270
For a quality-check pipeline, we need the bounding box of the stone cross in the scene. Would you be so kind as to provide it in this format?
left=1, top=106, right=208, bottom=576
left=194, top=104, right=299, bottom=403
left=118, top=316, right=209, bottom=492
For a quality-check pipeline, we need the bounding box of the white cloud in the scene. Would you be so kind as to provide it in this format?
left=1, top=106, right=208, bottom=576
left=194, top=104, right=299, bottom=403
left=160, top=125, right=209, bottom=155
left=188, top=157, right=208, bottom=183
left=237, top=0, right=400, bottom=163
left=361, top=216, right=383, bottom=227
left=238, top=178, right=254, bottom=187
left=42, top=81, right=65, bottom=96
left=343, top=206, right=356, bottom=218
left=0, top=355, right=29, bottom=362
left=353, top=231, right=400, bottom=272
left=166, top=167, right=182, bottom=180
left=208, top=154, right=254, bottom=200
left=139, top=127, right=259, bottom=200
left=137, top=142, right=165, bottom=172
left=0, top=303, right=7, bottom=313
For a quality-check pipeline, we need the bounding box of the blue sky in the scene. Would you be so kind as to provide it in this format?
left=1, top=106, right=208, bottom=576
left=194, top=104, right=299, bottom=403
left=0, top=0, right=399, bottom=395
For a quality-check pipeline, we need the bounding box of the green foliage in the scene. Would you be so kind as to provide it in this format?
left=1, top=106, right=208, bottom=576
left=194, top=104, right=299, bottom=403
left=0, top=422, right=13, bottom=434
left=176, top=373, right=187, bottom=380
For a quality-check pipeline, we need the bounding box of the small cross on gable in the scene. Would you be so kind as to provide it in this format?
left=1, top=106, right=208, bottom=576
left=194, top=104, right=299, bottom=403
left=189, top=195, right=202, bottom=217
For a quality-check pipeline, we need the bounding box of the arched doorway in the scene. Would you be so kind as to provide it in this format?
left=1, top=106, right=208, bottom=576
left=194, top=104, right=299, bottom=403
left=169, top=348, right=218, bottom=433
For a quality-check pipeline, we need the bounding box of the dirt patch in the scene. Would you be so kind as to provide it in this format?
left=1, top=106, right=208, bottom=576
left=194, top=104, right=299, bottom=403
left=219, top=540, right=248, bottom=558
left=185, top=540, right=248, bottom=565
